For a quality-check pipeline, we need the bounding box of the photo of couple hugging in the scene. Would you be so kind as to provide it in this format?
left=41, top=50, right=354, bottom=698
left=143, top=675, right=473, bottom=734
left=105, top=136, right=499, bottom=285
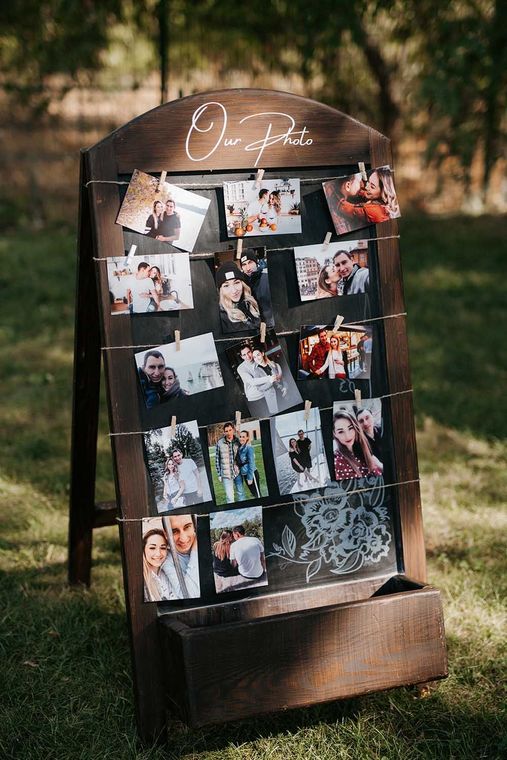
left=210, top=506, right=268, bottom=594
left=323, top=165, right=400, bottom=236
left=228, top=331, right=303, bottom=418
left=332, top=399, right=384, bottom=482
left=208, top=418, right=268, bottom=506
left=143, top=421, right=212, bottom=513
left=144, top=197, right=181, bottom=244
left=294, top=240, right=369, bottom=303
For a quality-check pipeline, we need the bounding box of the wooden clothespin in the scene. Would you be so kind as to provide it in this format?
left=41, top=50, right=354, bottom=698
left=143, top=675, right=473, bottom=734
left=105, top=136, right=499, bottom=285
left=236, top=238, right=243, bottom=259
left=255, top=169, right=265, bottom=188
left=170, top=415, right=177, bottom=437
left=260, top=322, right=266, bottom=343
left=124, top=243, right=137, bottom=266
left=235, top=411, right=241, bottom=430
left=157, top=171, right=167, bottom=192
left=304, top=399, right=312, bottom=420
left=174, top=330, right=181, bottom=351
left=333, top=314, right=344, bottom=332
left=358, top=162, right=368, bottom=182
left=354, top=389, right=362, bottom=408
left=321, top=231, right=332, bottom=251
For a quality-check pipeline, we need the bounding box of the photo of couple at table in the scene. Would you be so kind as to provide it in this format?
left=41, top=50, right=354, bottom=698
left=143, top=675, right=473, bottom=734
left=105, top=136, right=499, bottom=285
left=294, top=240, right=369, bottom=302
left=142, top=514, right=201, bottom=602
left=143, top=420, right=212, bottom=512
left=270, top=408, right=330, bottom=496
left=223, top=178, right=301, bottom=238
left=116, top=169, right=211, bottom=252
left=107, top=253, right=193, bottom=314
left=227, top=331, right=303, bottom=417
left=332, top=398, right=384, bottom=482
left=207, top=418, right=268, bottom=507
left=323, top=165, right=400, bottom=236
left=209, top=506, right=268, bottom=594
left=134, top=333, right=224, bottom=409
left=298, top=324, right=373, bottom=381
left=214, top=248, right=274, bottom=335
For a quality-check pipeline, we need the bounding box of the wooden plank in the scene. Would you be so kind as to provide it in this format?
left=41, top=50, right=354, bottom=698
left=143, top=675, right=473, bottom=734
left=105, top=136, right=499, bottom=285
left=85, top=144, right=167, bottom=744
left=93, top=501, right=118, bottom=528
left=68, top=152, right=102, bottom=587
left=369, top=130, right=427, bottom=582
left=160, top=586, right=447, bottom=727
left=112, top=89, right=372, bottom=173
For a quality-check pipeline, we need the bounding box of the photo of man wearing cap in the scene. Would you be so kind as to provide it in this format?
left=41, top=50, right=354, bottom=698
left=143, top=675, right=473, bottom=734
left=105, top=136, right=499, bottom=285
left=215, top=258, right=262, bottom=335
left=239, top=248, right=274, bottom=328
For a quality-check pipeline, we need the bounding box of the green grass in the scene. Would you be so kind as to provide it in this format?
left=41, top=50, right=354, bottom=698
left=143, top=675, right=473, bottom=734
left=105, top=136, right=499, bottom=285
left=0, top=217, right=506, bottom=758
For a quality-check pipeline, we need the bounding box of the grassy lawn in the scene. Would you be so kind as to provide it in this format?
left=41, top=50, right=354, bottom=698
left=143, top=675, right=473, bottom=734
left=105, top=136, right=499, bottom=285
left=0, top=216, right=506, bottom=758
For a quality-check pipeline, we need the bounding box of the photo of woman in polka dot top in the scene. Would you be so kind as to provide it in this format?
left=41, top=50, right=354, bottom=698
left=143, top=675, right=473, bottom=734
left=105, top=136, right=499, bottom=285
left=332, top=410, right=383, bottom=481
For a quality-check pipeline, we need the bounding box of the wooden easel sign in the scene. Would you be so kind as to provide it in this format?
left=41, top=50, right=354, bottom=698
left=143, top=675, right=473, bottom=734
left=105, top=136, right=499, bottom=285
left=69, top=90, right=447, bottom=742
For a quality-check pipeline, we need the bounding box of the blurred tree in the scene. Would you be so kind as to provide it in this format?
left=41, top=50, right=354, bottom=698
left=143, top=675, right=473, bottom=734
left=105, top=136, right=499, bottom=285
left=401, top=0, right=507, bottom=200
left=0, top=0, right=131, bottom=109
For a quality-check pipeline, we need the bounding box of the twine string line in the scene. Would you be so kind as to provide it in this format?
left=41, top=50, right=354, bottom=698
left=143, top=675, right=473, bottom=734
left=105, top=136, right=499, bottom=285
left=114, top=477, right=419, bottom=522
left=91, top=234, right=400, bottom=262
left=107, top=388, right=413, bottom=437
left=99, top=311, right=406, bottom=350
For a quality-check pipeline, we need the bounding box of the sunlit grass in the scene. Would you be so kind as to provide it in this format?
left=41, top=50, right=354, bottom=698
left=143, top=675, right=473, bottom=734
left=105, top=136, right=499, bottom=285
left=0, top=219, right=506, bottom=758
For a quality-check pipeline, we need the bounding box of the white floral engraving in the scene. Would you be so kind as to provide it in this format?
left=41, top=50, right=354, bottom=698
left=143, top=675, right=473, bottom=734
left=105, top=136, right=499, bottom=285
left=267, top=479, right=392, bottom=580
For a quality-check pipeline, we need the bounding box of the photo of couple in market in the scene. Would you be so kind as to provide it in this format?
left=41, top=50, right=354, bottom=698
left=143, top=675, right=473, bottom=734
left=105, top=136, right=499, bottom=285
left=214, top=247, right=274, bottom=335
left=294, top=240, right=369, bottom=302
left=209, top=506, right=268, bottom=594
left=207, top=418, right=268, bottom=506
left=299, top=324, right=373, bottom=381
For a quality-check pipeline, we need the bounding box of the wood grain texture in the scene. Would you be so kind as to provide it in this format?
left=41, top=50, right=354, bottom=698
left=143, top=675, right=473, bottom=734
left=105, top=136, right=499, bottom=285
left=68, top=153, right=102, bottom=586
left=86, top=144, right=166, bottom=744
left=160, top=584, right=447, bottom=727
left=369, top=130, right=427, bottom=582
left=111, top=89, right=372, bottom=173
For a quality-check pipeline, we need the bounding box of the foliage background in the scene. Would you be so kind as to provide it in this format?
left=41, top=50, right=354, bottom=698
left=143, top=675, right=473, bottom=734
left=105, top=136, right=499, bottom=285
left=0, top=2, right=506, bottom=758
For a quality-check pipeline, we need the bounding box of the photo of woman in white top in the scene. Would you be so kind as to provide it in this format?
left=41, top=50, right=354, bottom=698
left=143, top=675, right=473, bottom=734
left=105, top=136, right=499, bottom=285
left=161, top=458, right=185, bottom=511
left=314, top=334, right=347, bottom=379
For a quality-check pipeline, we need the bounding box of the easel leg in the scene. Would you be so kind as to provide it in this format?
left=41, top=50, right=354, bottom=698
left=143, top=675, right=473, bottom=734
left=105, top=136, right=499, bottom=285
left=68, top=154, right=102, bottom=586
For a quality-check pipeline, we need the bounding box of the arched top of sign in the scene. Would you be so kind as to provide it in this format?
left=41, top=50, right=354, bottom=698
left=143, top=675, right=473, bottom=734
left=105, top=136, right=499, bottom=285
left=93, top=88, right=386, bottom=174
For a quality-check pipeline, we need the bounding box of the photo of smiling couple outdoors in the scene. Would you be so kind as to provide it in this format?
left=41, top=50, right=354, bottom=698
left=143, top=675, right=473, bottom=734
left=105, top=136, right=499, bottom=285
left=214, top=248, right=274, bottom=335
left=298, top=324, right=373, bottom=381
left=270, top=408, right=330, bottom=496
left=116, top=169, right=211, bottom=252
left=209, top=506, right=268, bottom=594
left=323, top=165, right=400, bottom=236
left=207, top=418, right=268, bottom=506
left=142, top=515, right=200, bottom=602
left=143, top=421, right=212, bottom=513
left=294, top=239, right=369, bottom=302
left=135, top=333, right=223, bottom=409
left=332, top=398, right=384, bottom=483
left=227, top=330, right=303, bottom=418
left=107, top=252, right=193, bottom=314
